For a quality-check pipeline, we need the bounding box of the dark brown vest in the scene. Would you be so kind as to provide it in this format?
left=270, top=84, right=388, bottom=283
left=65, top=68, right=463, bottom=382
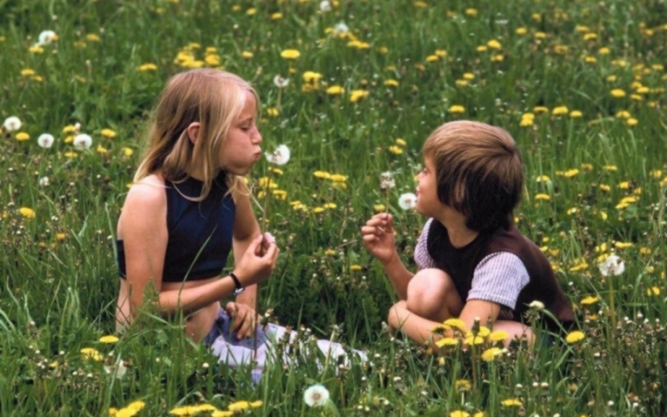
left=426, top=221, right=574, bottom=332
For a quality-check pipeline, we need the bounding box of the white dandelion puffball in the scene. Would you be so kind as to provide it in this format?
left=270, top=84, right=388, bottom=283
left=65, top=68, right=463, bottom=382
left=3, top=116, right=22, bottom=132
left=528, top=300, right=545, bottom=310
left=320, top=1, right=332, bottom=12
left=37, top=133, right=55, bottom=148
left=398, top=193, right=417, bottom=210
left=73, top=133, right=93, bottom=150
left=379, top=171, right=396, bottom=190
left=38, top=176, right=50, bottom=187
left=265, top=144, right=291, bottom=165
left=37, top=30, right=57, bottom=45
left=598, top=254, right=625, bottom=277
left=333, top=22, right=349, bottom=36
left=273, top=75, right=289, bottom=88
left=304, top=384, right=330, bottom=408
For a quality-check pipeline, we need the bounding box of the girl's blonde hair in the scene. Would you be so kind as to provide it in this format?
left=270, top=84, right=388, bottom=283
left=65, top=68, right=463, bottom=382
left=134, top=69, right=258, bottom=200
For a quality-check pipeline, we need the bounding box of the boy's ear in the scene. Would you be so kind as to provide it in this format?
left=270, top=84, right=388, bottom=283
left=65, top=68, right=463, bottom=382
left=186, top=122, right=200, bottom=144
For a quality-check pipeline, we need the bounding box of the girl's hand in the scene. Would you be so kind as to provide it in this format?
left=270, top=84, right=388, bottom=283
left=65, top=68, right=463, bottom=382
left=225, top=301, right=257, bottom=340
left=234, top=234, right=280, bottom=287
left=361, top=213, right=398, bottom=265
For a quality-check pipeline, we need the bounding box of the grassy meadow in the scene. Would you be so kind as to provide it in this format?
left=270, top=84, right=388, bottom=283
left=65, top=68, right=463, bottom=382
left=1, top=0, right=666, bottom=415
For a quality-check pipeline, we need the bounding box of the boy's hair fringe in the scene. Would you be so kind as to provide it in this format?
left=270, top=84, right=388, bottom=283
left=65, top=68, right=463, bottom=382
left=134, top=68, right=258, bottom=200
left=423, top=120, right=524, bottom=232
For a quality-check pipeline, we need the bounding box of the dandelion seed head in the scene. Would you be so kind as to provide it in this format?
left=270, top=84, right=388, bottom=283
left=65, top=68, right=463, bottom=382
left=265, top=144, right=291, bottom=165
left=304, top=384, right=330, bottom=407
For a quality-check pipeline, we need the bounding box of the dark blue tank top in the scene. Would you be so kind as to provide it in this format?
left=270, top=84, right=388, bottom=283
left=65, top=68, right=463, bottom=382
left=116, top=172, right=236, bottom=282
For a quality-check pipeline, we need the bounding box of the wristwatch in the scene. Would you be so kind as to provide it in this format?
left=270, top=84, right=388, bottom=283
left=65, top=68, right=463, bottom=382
left=229, top=272, right=245, bottom=296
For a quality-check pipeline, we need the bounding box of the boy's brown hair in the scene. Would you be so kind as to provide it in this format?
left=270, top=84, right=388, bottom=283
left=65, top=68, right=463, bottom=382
left=423, top=120, right=523, bottom=232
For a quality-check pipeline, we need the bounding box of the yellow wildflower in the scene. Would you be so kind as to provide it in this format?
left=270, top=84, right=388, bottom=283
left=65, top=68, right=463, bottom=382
left=565, top=330, right=585, bottom=344
left=481, top=347, right=503, bottom=362
left=99, top=335, right=120, bottom=344
left=449, top=105, right=465, bottom=113
left=19, top=207, right=36, bottom=218
left=326, top=85, right=345, bottom=95
left=280, top=49, right=300, bottom=60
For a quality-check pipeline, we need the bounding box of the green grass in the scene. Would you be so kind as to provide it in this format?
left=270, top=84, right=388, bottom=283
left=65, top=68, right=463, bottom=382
left=1, top=0, right=666, bottom=415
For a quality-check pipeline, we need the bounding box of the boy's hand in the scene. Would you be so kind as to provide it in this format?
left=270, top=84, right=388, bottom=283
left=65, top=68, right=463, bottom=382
left=361, top=213, right=398, bottom=264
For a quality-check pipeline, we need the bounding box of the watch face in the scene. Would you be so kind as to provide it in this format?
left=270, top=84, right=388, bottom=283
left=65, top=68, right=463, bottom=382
left=233, top=287, right=245, bottom=296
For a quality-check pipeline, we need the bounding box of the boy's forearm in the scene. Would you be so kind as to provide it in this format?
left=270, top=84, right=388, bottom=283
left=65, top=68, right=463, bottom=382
left=382, top=255, right=414, bottom=300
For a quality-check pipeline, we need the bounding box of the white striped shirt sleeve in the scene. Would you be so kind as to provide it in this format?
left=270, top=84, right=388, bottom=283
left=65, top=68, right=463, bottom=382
left=467, top=252, right=530, bottom=310
left=413, top=218, right=436, bottom=270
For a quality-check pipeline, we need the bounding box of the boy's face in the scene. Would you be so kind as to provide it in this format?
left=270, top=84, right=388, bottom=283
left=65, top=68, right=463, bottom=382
left=415, top=156, right=441, bottom=217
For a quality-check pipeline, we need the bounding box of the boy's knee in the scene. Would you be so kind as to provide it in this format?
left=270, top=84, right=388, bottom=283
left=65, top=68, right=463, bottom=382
left=406, top=268, right=451, bottom=315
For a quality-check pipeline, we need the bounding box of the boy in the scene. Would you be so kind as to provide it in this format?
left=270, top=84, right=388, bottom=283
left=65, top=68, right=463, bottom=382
left=361, top=121, right=574, bottom=346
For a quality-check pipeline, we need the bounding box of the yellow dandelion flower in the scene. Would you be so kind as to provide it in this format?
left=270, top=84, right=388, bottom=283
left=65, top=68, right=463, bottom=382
left=465, top=335, right=485, bottom=345
left=15, top=132, right=30, bottom=141
left=241, top=51, right=253, bottom=60
left=627, top=118, right=638, bottom=126
left=580, top=296, right=599, bottom=305
left=80, top=347, right=104, bottom=361
left=486, top=39, right=502, bottom=49
left=476, top=45, right=488, bottom=52
left=552, top=106, right=568, bottom=116
left=533, top=106, right=549, bottom=114
left=443, top=318, right=466, bottom=330
left=647, top=287, right=660, bottom=296
left=516, top=27, right=527, bottom=35
left=384, top=79, right=399, bottom=87
left=138, top=63, right=157, bottom=71
left=610, top=88, right=626, bottom=98
left=465, top=8, right=478, bottom=16
left=450, top=411, right=470, bottom=417
left=99, top=335, right=120, bottom=344
left=388, top=145, right=403, bottom=155
left=455, top=379, right=472, bottom=391
left=449, top=105, right=465, bottom=113
left=326, top=85, right=344, bottom=95
left=570, top=110, right=582, bottom=118
left=614, top=242, right=632, bottom=249
left=488, top=330, right=509, bottom=342
left=373, top=204, right=386, bottom=212
left=466, top=327, right=490, bottom=338
left=280, top=49, right=300, bottom=60
left=19, top=207, right=36, bottom=218
left=481, top=347, right=503, bottom=362
left=395, top=138, right=407, bottom=147
left=565, top=330, right=585, bottom=344
left=266, top=107, right=280, bottom=117
left=435, top=337, right=459, bottom=348
left=228, top=401, right=250, bottom=412
left=101, top=128, right=117, bottom=138
left=425, top=54, right=439, bottom=62
left=535, top=175, right=550, bottom=182
left=86, top=33, right=101, bottom=42
left=501, top=398, right=523, bottom=407
left=350, top=89, right=369, bottom=103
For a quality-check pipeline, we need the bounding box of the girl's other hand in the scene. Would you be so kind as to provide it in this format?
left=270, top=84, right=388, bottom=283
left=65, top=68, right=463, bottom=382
left=225, top=301, right=257, bottom=340
left=360, top=213, right=398, bottom=264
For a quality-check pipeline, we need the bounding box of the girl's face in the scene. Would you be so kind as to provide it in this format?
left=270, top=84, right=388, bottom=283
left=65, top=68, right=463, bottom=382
left=220, top=90, right=262, bottom=175
left=415, top=156, right=441, bottom=217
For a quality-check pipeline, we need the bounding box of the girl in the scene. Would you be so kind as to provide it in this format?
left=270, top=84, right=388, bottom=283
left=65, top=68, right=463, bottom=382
left=115, top=69, right=361, bottom=381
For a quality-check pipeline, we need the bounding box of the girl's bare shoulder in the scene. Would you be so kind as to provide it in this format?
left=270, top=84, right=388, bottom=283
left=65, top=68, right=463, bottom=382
left=125, top=174, right=167, bottom=208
